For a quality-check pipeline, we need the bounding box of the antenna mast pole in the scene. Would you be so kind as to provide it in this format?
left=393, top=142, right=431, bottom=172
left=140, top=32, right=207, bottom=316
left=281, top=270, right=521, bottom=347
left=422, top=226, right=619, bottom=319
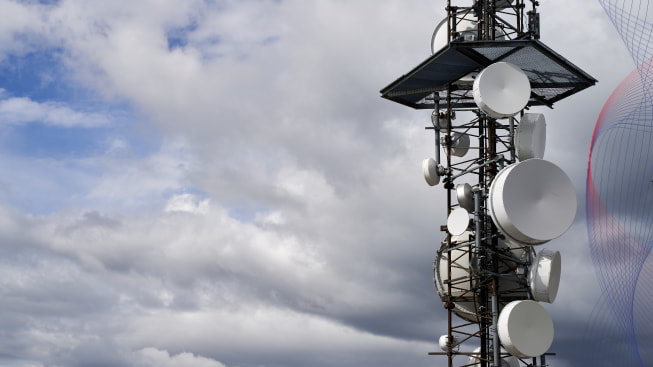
left=440, top=2, right=534, bottom=366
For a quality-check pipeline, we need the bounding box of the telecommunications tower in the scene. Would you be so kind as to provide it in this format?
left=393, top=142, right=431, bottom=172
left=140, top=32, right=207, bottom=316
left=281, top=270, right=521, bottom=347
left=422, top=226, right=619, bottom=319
left=380, top=1, right=596, bottom=367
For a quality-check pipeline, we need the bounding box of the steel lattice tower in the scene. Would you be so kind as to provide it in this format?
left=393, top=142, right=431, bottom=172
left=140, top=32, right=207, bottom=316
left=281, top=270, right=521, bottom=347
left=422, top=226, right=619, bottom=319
left=380, top=1, right=596, bottom=367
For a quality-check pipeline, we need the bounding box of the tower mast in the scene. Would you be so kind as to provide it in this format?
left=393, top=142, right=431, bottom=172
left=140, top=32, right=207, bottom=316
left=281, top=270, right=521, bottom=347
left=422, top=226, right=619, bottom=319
left=381, top=1, right=596, bottom=367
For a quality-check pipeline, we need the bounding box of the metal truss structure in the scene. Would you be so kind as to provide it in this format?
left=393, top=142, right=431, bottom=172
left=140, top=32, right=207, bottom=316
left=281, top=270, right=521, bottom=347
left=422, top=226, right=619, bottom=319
left=380, top=1, right=596, bottom=367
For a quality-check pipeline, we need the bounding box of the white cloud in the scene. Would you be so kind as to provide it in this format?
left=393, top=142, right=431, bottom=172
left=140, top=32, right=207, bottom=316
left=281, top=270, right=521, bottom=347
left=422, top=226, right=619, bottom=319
left=84, top=138, right=196, bottom=209
left=0, top=97, right=111, bottom=127
left=0, top=0, right=48, bottom=58
left=122, top=306, right=433, bottom=367
left=0, top=138, right=196, bottom=214
left=135, top=348, right=227, bottom=367
left=164, top=193, right=210, bottom=214
left=0, top=200, right=435, bottom=366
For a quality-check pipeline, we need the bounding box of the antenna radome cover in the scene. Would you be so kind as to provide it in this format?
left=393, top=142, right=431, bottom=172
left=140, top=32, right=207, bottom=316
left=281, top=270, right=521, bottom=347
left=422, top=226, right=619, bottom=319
left=488, top=159, right=576, bottom=245
left=473, top=62, right=531, bottom=119
left=529, top=249, right=562, bottom=303
left=498, top=300, right=554, bottom=358
left=516, top=113, right=546, bottom=161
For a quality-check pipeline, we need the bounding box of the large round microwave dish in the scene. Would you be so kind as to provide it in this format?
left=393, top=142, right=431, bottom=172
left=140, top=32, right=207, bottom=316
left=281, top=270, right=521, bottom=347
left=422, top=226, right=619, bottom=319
left=431, top=16, right=478, bottom=54
left=436, top=231, right=474, bottom=297
left=432, top=16, right=506, bottom=55
left=422, top=158, right=440, bottom=186
left=516, top=113, right=546, bottom=161
left=431, top=17, right=448, bottom=54
left=434, top=232, right=528, bottom=323
left=498, top=300, right=554, bottom=358
left=451, top=301, right=479, bottom=323
left=473, top=62, right=531, bottom=119
left=435, top=232, right=528, bottom=297
left=488, top=159, right=577, bottom=245
left=431, top=16, right=479, bottom=83
left=529, top=249, right=562, bottom=303
left=434, top=232, right=480, bottom=323
left=434, top=286, right=478, bottom=323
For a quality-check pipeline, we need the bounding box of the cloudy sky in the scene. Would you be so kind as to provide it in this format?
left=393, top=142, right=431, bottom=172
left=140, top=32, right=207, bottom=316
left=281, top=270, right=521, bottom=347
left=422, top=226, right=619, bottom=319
left=0, top=0, right=644, bottom=366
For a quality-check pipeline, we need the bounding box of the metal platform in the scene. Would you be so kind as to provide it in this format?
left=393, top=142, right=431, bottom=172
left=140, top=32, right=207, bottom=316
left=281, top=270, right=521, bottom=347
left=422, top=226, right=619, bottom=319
left=380, top=39, right=597, bottom=110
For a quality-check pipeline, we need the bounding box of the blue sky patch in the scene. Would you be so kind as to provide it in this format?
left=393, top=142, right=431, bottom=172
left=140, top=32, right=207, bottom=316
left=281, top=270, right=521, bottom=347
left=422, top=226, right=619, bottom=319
left=0, top=49, right=78, bottom=103
left=228, top=203, right=266, bottom=223
left=0, top=122, right=111, bottom=159
left=166, top=22, right=200, bottom=50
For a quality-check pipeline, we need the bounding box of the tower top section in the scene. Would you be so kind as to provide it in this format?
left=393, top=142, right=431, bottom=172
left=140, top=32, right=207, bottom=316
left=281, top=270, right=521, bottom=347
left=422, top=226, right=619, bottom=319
left=380, top=0, right=596, bottom=110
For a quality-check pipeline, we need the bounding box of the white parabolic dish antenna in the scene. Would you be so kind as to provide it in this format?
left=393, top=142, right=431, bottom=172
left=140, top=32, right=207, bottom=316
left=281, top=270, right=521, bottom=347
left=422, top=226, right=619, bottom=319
left=488, top=159, right=577, bottom=245
left=456, top=183, right=474, bottom=212
left=438, top=335, right=460, bottom=352
left=444, top=132, right=471, bottom=157
left=431, top=15, right=507, bottom=55
left=529, top=249, right=562, bottom=303
left=473, top=62, right=531, bottom=119
left=447, top=208, right=470, bottom=236
left=422, top=158, right=440, bottom=186
left=431, top=16, right=477, bottom=55
left=437, top=231, right=474, bottom=297
left=435, top=232, right=529, bottom=322
left=498, top=300, right=554, bottom=358
left=516, top=113, right=546, bottom=161
left=435, top=232, right=479, bottom=322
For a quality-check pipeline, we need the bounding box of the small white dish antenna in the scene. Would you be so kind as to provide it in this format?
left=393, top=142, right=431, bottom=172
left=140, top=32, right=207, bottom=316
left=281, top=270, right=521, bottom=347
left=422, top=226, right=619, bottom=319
left=431, top=110, right=446, bottom=129
left=438, top=335, right=460, bottom=352
left=447, top=208, right=471, bottom=236
left=488, top=159, right=576, bottom=245
left=456, top=183, right=475, bottom=212
left=422, top=158, right=441, bottom=186
left=442, top=132, right=471, bottom=157
left=469, top=347, right=520, bottom=367
left=516, top=113, right=546, bottom=160
left=529, top=249, right=562, bottom=303
left=498, top=300, right=554, bottom=358
left=473, top=62, right=531, bottom=119
left=432, top=110, right=457, bottom=128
